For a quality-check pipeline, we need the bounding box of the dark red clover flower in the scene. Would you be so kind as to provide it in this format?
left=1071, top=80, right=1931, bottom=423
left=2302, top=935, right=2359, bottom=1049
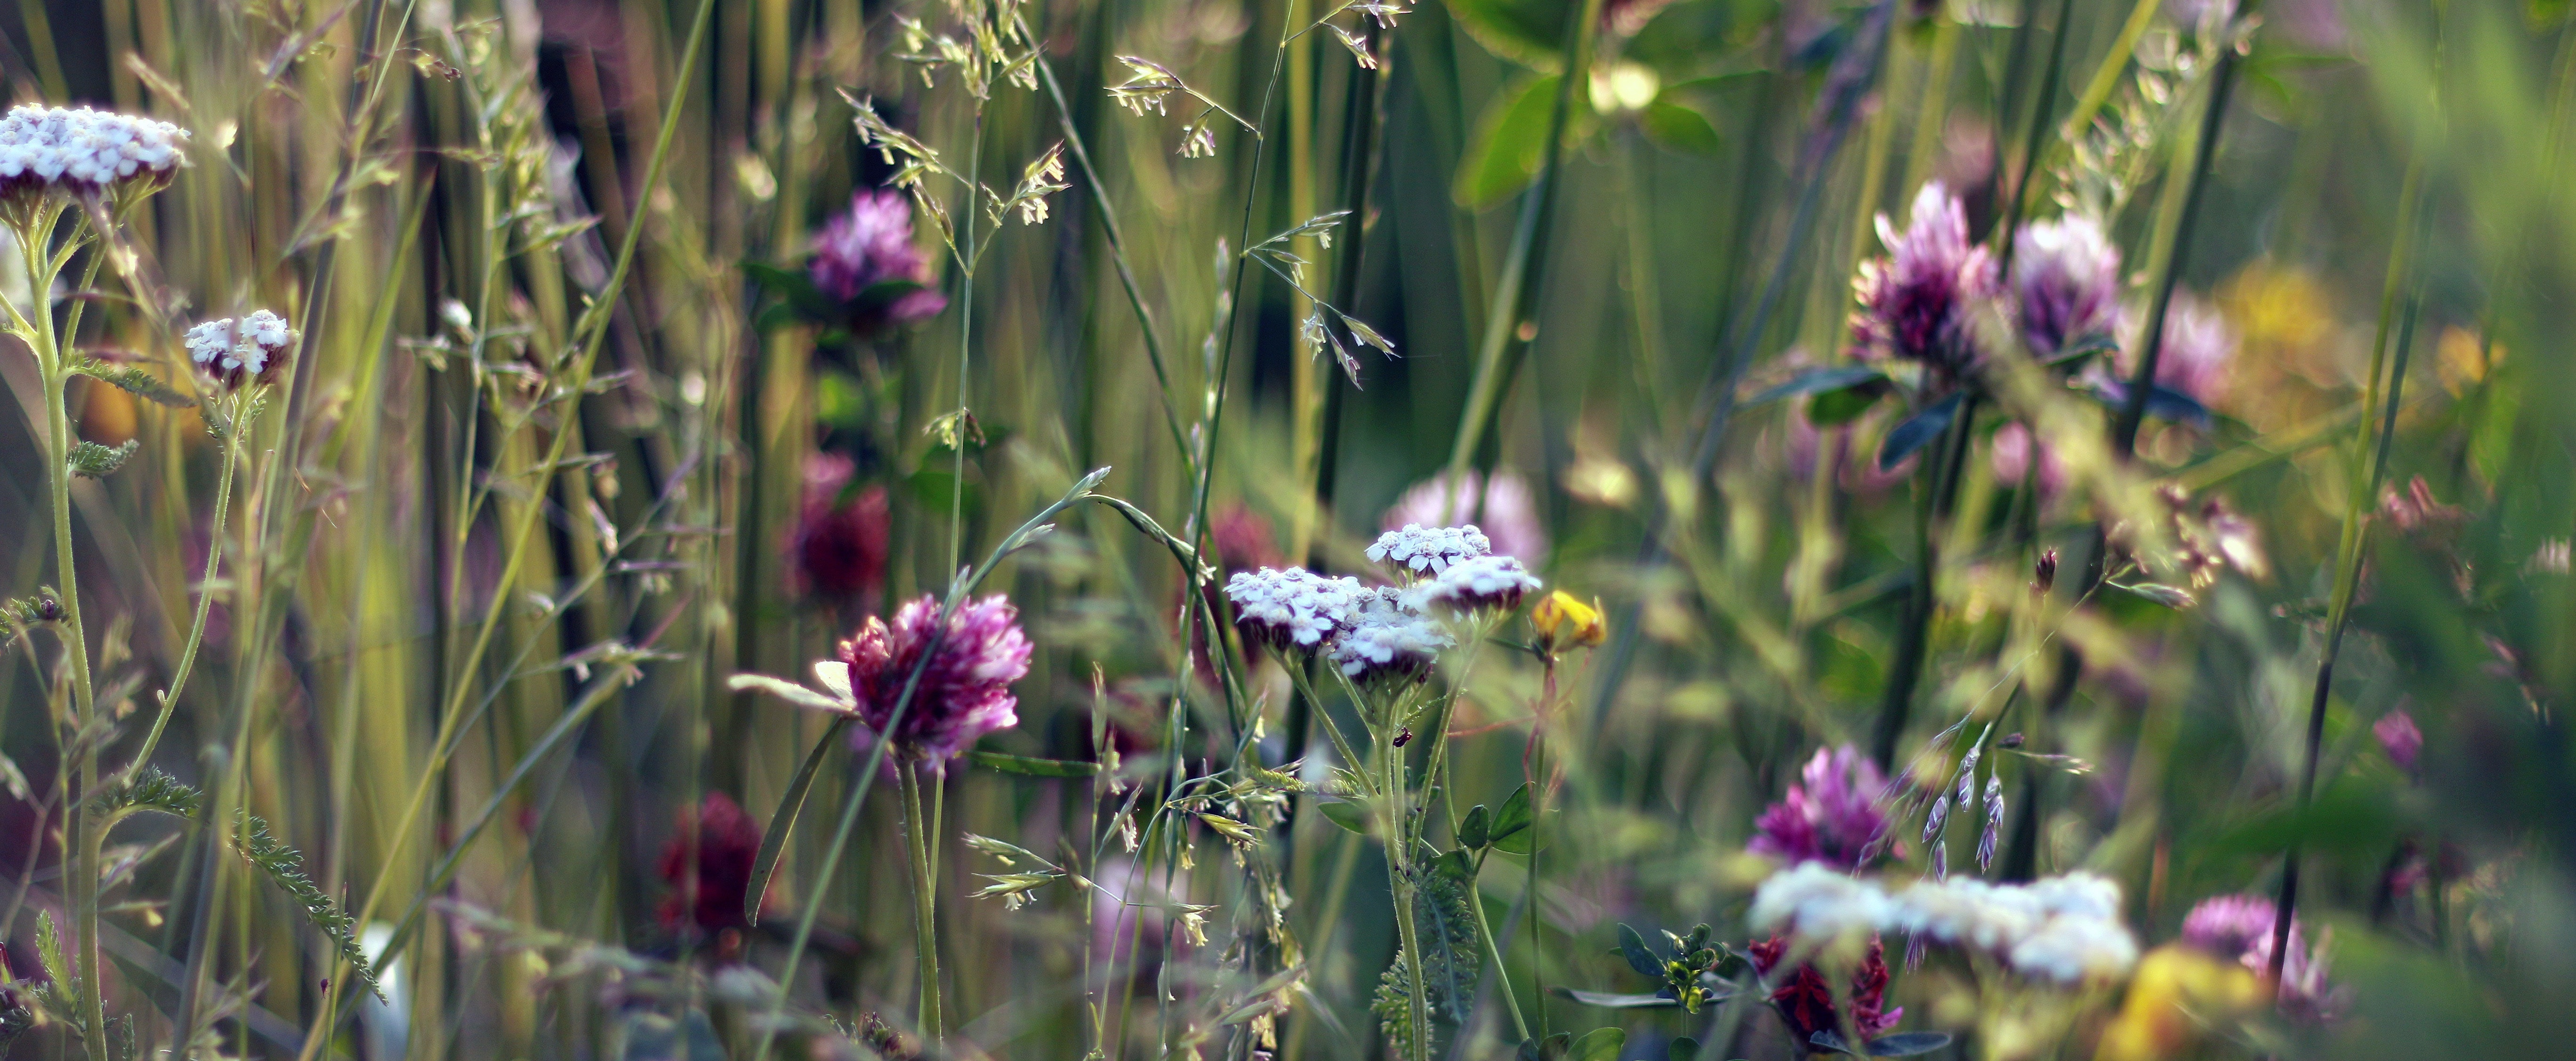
left=826, top=594, right=1032, bottom=763
left=1749, top=745, right=1897, bottom=871
left=1852, top=182, right=1997, bottom=378
left=809, top=189, right=948, bottom=328
left=657, top=792, right=769, bottom=947
left=1748, top=934, right=1904, bottom=1046
left=789, top=453, right=891, bottom=603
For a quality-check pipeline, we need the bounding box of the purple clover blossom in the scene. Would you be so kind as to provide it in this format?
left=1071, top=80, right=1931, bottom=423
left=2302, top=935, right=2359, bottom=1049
left=1852, top=182, right=1998, bottom=377
left=2374, top=710, right=2423, bottom=773
left=827, top=594, right=1031, bottom=764
left=2145, top=292, right=2236, bottom=407
left=809, top=190, right=948, bottom=327
left=2012, top=214, right=2122, bottom=359
left=1382, top=469, right=1548, bottom=564
left=2180, top=893, right=2347, bottom=1022
left=1748, top=745, right=1896, bottom=871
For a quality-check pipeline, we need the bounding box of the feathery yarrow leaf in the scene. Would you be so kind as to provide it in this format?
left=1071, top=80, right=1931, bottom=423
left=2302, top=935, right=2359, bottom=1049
left=231, top=812, right=386, bottom=1000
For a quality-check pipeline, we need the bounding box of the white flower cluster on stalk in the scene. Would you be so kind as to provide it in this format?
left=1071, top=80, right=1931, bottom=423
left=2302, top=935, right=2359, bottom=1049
left=1751, top=862, right=2138, bottom=986
left=1225, top=567, right=1367, bottom=651
left=1224, top=523, right=1537, bottom=683
left=1401, top=553, right=1541, bottom=614
left=1328, top=587, right=1454, bottom=683
left=185, top=310, right=297, bottom=390
left=0, top=104, right=186, bottom=193
left=1367, top=523, right=1493, bottom=574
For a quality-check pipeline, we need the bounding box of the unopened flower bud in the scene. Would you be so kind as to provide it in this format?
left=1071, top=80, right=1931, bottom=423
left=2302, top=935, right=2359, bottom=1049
left=2034, top=548, right=2058, bottom=594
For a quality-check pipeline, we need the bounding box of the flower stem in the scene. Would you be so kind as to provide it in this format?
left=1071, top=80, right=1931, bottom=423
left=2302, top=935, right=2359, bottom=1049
left=18, top=205, right=107, bottom=1059
left=901, top=761, right=947, bottom=1042
left=123, top=401, right=245, bottom=782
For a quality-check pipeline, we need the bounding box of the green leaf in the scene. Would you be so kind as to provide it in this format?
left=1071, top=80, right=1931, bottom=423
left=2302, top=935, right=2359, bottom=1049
left=967, top=749, right=1100, bottom=777
left=1747, top=365, right=1889, bottom=405
left=1640, top=98, right=1723, bottom=155
left=1318, top=800, right=1371, bottom=836
left=1550, top=987, right=1680, bottom=1008
left=1374, top=847, right=1486, bottom=1056
left=1567, top=1027, right=1626, bottom=1061
left=1489, top=783, right=1536, bottom=853
left=1668, top=1036, right=1702, bottom=1061
left=1617, top=923, right=1661, bottom=976
left=1878, top=391, right=1965, bottom=470
left=68, top=439, right=139, bottom=479
left=232, top=811, right=385, bottom=1000
left=1810, top=386, right=1887, bottom=426
left=1446, top=0, right=1578, bottom=69
left=745, top=717, right=856, bottom=925
left=1458, top=803, right=1492, bottom=849
left=1457, top=75, right=1565, bottom=209
left=105, top=767, right=203, bottom=821
left=68, top=357, right=193, bottom=407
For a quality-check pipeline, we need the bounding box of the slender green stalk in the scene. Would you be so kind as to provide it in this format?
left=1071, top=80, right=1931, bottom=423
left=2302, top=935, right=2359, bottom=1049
left=901, top=762, right=947, bottom=1041
left=2270, top=148, right=2428, bottom=985
left=298, top=1, right=719, bottom=1050
left=121, top=402, right=246, bottom=781
left=1440, top=0, right=1606, bottom=520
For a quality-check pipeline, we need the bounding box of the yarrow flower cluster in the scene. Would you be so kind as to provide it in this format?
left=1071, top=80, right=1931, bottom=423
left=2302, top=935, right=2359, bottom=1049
left=184, top=310, right=297, bottom=390
left=1366, top=522, right=1493, bottom=575
left=1328, top=587, right=1455, bottom=683
left=1227, top=523, right=1537, bottom=683
left=808, top=189, right=948, bottom=328
left=1402, top=554, right=1540, bottom=614
left=1851, top=182, right=1997, bottom=377
left=1226, top=567, right=1368, bottom=651
left=2179, top=893, right=2344, bottom=1021
left=821, top=594, right=1031, bottom=763
left=1752, top=863, right=2141, bottom=987
left=2011, top=214, right=2122, bottom=358
left=1749, top=745, right=1897, bottom=871
left=0, top=104, right=187, bottom=198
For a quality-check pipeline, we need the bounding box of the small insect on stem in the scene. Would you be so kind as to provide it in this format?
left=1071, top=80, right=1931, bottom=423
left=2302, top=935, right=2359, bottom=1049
left=1393, top=727, right=1412, bottom=748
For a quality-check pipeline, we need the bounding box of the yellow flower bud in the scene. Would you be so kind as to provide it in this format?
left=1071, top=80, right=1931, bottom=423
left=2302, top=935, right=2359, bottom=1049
left=1531, top=591, right=1607, bottom=652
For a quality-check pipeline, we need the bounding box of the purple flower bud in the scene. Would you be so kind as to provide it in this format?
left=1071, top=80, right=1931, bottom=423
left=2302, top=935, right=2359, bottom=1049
left=1851, top=182, right=1999, bottom=377
left=2012, top=214, right=2122, bottom=359
left=1748, top=744, right=1897, bottom=871
left=1978, top=776, right=2004, bottom=872
left=833, top=594, right=1031, bottom=764
left=809, top=190, right=948, bottom=328
left=2374, top=710, right=2423, bottom=774
left=1922, top=795, right=1951, bottom=844
left=2179, top=892, right=2345, bottom=1021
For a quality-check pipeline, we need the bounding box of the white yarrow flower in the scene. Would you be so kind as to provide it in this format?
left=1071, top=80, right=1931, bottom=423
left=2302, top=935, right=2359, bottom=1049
left=1748, top=862, right=1894, bottom=962
left=0, top=104, right=187, bottom=196
left=1366, top=523, right=1492, bottom=575
left=1328, top=587, right=1451, bottom=682
left=1402, top=553, right=1541, bottom=613
left=1225, top=566, right=1365, bottom=651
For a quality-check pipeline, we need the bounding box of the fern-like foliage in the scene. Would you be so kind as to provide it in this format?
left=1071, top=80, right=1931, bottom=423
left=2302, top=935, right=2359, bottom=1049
left=67, top=439, right=139, bottom=479
left=231, top=812, right=385, bottom=1001
left=1371, top=852, right=1483, bottom=1059
left=105, top=767, right=203, bottom=820
left=66, top=356, right=194, bottom=407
